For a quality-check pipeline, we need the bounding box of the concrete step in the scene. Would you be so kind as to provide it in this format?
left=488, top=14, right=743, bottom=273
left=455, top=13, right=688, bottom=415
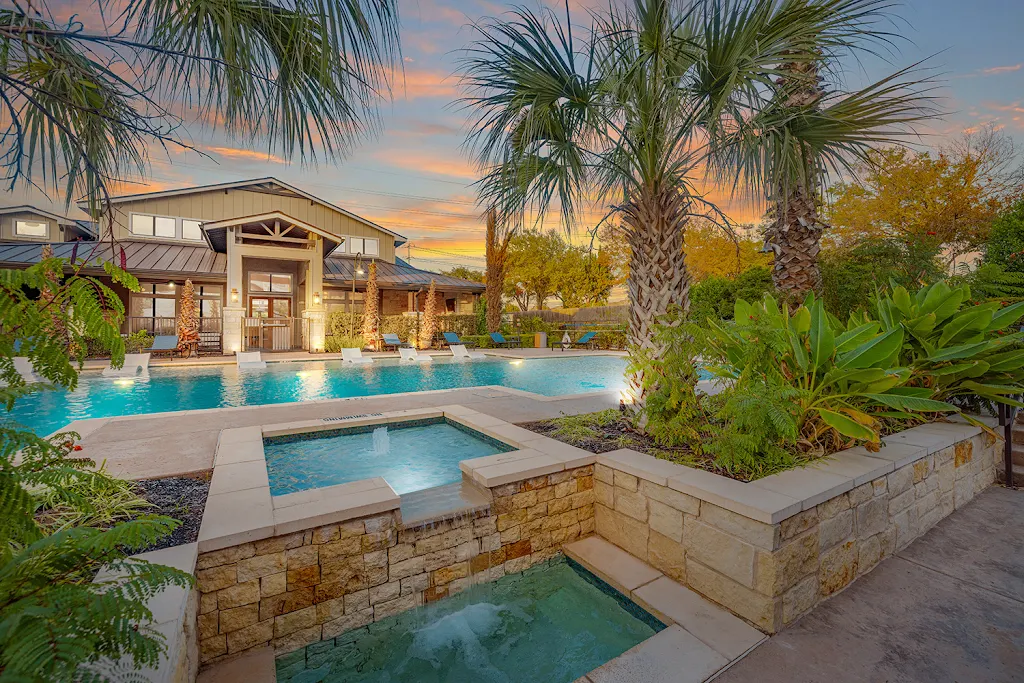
left=996, top=464, right=1024, bottom=487
left=1010, top=444, right=1024, bottom=467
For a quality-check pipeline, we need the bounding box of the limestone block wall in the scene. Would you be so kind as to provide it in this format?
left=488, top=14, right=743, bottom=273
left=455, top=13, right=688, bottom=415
left=594, top=433, right=998, bottom=633
left=196, top=465, right=595, bottom=665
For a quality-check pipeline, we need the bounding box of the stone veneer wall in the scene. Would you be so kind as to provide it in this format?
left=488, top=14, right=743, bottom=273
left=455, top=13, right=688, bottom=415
left=594, top=434, right=998, bottom=633
left=196, top=466, right=595, bottom=665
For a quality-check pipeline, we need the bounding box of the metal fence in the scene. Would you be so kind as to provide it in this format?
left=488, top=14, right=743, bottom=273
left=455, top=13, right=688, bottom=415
left=241, top=317, right=309, bottom=352
left=126, top=317, right=222, bottom=353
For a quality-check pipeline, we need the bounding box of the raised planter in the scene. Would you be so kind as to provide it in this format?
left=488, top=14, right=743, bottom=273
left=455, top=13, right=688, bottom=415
left=590, top=417, right=1000, bottom=632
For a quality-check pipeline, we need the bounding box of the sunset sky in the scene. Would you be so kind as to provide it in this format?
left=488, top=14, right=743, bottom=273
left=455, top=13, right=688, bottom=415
left=5, top=0, right=1024, bottom=273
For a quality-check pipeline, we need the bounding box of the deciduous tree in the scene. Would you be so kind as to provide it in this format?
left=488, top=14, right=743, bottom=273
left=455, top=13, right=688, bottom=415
left=555, top=247, right=615, bottom=307
left=503, top=230, right=565, bottom=310
left=686, top=221, right=772, bottom=282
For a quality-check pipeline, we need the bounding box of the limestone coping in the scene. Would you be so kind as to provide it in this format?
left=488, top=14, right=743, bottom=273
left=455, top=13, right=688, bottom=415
left=197, top=405, right=596, bottom=552
left=596, top=420, right=984, bottom=525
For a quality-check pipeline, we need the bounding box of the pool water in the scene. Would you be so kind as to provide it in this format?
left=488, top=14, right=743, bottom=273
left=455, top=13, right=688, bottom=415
left=264, top=419, right=513, bottom=496
left=16, top=355, right=629, bottom=435
left=276, top=557, right=663, bottom=683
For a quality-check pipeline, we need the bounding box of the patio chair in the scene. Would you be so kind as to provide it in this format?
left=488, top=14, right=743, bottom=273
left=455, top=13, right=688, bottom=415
left=380, top=333, right=410, bottom=352
left=450, top=344, right=485, bottom=361
left=102, top=353, right=151, bottom=377
left=442, top=331, right=477, bottom=349
left=341, top=348, right=374, bottom=365
left=398, top=347, right=432, bottom=362
left=148, top=335, right=179, bottom=357
left=489, top=332, right=522, bottom=348
left=236, top=351, right=267, bottom=369
left=561, top=331, right=598, bottom=351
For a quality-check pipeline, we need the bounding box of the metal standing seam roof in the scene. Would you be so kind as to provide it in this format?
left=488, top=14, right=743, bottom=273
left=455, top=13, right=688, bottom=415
left=0, top=240, right=227, bottom=278
left=0, top=240, right=486, bottom=292
left=324, top=257, right=485, bottom=291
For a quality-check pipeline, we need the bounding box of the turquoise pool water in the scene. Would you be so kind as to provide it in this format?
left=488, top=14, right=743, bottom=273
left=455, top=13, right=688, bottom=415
left=264, top=418, right=513, bottom=496
left=15, top=355, right=629, bottom=435
left=276, top=557, right=663, bottom=683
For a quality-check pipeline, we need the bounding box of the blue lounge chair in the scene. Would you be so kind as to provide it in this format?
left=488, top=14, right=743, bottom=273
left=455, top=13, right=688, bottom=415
left=381, top=333, right=410, bottom=352
left=443, top=331, right=476, bottom=348
left=489, top=332, right=521, bottom=348
left=148, top=335, right=179, bottom=356
left=562, top=331, right=597, bottom=351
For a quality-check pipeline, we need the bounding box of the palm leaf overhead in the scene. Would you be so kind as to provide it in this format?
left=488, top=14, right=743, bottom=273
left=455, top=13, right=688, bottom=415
left=0, top=0, right=401, bottom=213
left=459, top=0, right=918, bottom=410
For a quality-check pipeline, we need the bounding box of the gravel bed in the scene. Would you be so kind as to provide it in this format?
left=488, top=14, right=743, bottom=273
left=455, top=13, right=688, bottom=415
left=134, top=473, right=210, bottom=553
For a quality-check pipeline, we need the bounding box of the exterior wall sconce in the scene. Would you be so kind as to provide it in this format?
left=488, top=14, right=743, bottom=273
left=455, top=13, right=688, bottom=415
left=313, top=291, right=321, bottom=305
left=230, top=288, right=239, bottom=303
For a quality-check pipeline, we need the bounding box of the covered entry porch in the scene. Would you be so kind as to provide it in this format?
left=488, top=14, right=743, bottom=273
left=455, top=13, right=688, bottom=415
left=201, top=211, right=339, bottom=354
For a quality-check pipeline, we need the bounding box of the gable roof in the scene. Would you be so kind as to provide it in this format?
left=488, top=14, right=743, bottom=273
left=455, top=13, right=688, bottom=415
left=0, top=205, right=77, bottom=225
left=0, top=240, right=226, bottom=278
left=75, top=177, right=407, bottom=246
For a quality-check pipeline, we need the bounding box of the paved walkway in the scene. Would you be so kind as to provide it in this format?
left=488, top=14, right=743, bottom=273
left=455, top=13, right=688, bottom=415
left=74, top=387, right=618, bottom=480
left=716, top=486, right=1024, bottom=683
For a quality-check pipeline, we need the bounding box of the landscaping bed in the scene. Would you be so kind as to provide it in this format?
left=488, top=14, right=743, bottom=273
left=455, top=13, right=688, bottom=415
left=134, top=472, right=210, bottom=552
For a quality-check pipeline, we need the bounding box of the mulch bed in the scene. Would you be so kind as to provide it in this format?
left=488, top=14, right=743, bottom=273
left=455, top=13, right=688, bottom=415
left=134, top=472, right=211, bottom=553
left=517, top=415, right=738, bottom=478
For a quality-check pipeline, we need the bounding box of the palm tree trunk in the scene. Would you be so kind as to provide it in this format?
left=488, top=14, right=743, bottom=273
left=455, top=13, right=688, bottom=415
left=485, top=208, right=510, bottom=333
left=621, top=186, right=692, bottom=410
left=768, top=184, right=825, bottom=301
left=768, top=59, right=825, bottom=301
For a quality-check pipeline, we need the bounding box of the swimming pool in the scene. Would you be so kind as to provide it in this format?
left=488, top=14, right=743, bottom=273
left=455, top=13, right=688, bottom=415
left=276, top=556, right=663, bottom=683
left=264, top=418, right=514, bottom=496
left=16, top=355, right=629, bottom=435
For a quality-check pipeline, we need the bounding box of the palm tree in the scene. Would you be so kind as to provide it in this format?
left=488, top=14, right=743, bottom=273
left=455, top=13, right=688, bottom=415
left=459, top=0, right=919, bottom=407
left=732, top=3, right=935, bottom=301
left=0, top=0, right=400, bottom=216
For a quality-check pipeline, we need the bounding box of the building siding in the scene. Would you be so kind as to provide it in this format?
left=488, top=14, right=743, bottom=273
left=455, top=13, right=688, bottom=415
left=0, top=211, right=61, bottom=242
left=102, top=188, right=397, bottom=262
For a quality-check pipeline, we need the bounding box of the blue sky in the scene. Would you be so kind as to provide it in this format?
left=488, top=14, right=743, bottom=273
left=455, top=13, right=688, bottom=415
left=6, top=0, right=1023, bottom=272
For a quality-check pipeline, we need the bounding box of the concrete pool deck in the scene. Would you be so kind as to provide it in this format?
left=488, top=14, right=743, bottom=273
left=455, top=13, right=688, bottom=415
left=715, top=485, right=1024, bottom=683
left=67, top=386, right=620, bottom=481
left=79, top=347, right=626, bottom=370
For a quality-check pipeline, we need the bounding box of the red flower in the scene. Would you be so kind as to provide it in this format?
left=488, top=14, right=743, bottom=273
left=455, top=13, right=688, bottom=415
left=73, top=445, right=83, bottom=451
left=926, top=231, right=937, bottom=236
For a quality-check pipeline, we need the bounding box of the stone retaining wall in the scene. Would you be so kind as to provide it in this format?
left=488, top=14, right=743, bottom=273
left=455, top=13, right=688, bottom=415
left=196, top=465, right=595, bottom=665
left=594, top=431, right=998, bottom=633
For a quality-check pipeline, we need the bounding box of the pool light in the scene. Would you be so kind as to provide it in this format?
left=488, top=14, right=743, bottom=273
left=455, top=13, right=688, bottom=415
left=509, top=360, right=523, bottom=366
left=297, top=371, right=309, bottom=378
left=114, top=378, right=135, bottom=387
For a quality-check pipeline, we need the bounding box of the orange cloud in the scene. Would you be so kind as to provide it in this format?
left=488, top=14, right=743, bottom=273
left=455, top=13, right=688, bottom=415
left=388, top=67, right=459, bottom=100
left=373, top=149, right=479, bottom=180
left=982, top=64, right=1023, bottom=75
left=204, top=146, right=285, bottom=164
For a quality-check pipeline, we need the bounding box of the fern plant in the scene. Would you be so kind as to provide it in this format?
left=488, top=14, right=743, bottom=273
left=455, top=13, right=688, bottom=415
left=0, top=256, right=192, bottom=681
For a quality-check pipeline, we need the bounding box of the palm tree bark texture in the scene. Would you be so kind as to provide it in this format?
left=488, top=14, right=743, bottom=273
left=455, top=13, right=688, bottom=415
left=485, top=207, right=511, bottom=334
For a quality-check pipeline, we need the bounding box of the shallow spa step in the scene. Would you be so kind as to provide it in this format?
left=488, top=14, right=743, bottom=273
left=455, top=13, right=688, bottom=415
left=399, top=479, right=493, bottom=528
left=565, top=537, right=766, bottom=681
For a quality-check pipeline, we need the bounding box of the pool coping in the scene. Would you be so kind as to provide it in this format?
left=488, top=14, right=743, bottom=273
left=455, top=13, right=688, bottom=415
left=197, top=405, right=601, bottom=553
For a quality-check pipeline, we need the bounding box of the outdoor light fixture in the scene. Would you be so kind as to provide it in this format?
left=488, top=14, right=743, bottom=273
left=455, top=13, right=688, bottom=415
left=297, top=371, right=309, bottom=378
left=619, top=390, right=633, bottom=413
left=230, top=288, right=239, bottom=303
left=313, top=291, right=321, bottom=305
left=509, top=360, right=523, bottom=366
left=114, top=378, right=135, bottom=387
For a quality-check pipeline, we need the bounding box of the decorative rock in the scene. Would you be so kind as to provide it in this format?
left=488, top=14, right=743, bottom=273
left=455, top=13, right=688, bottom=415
left=818, top=509, right=854, bottom=551
left=856, top=496, right=888, bottom=539
left=218, top=579, right=260, bottom=610
left=198, top=565, right=238, bottom=593
left=197, top=543, right=255, bottom=570
left=819, top=540, right=858, bottom=596
left=782, top=574, right=818, bottom=625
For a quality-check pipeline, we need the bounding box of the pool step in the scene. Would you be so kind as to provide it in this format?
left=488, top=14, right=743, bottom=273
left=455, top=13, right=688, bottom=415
left=399, top=479, right=493, bottom=529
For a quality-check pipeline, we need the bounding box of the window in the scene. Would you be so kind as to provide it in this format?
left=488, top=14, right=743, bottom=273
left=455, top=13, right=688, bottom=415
left=130, top=213, right=204, bottom=240
left=15, top=220, right=48, bottom=237
left=249, top=272, right=292, bottom=294
left=131, top=214, right=154, bottom=236
left=182, top=220, right=203, bottom=241
left=363, top=238, right=379, bottom=256
left=155, top=216, right=176, bottom=238
left=324, top=289, right=364, bottom=314
left=130, top=283, right=178, bottom=319
left=344, top=237, right=379, bottom=256
left=197, top=285, right=222, bottom=323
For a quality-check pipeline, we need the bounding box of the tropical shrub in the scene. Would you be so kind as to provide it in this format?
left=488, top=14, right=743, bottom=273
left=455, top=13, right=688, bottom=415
left=324, top=334, right=366, bottom=353
left=437, top=314, right=480, bottom=338
left=983, top=198, right=1024, bottom=272
left=873, top=280, right=1024, bottom=409
left=819, top=237, right=944, bottom=319
left=0, top=256, right=191, bottom=679
left=689, top=267, right=775, bottom=322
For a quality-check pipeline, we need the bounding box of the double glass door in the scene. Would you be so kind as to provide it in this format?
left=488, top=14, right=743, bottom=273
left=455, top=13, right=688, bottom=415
left=250, top=297, right=291, bottom=319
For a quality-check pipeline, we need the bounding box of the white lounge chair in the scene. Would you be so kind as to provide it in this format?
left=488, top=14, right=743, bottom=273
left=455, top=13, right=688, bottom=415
left=236, top=351, right=267, bottom=369
left=398, top=347, right=432, bottom=363
left=12, top=357, right=43, bottom=383
left=450, top=344, right=485, bottom=361
left=102, top=353, right=150, bottom=378
left=341, top=348, right=374, bottom=365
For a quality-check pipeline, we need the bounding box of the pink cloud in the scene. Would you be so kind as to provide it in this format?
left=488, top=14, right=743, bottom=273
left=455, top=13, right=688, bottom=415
left=981, top=64, right=1023, bottom=75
